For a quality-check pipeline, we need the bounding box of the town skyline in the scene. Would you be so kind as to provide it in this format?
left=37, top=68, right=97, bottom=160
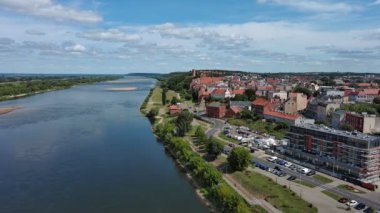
left=0, top=0, right=380, bottom=74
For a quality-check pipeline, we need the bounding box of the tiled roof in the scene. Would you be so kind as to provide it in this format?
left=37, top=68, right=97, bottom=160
left=252, top=98, right=269, bottom=106
left=169, top=105, right=181, bottom=110
left=264, top=110, right=300, bottom=120
left=211, top=89, right=226, bottom=95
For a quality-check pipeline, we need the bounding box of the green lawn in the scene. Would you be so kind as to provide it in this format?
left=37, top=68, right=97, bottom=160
left=232, top=171, right=317, bottom=213
left=321, top=190, right=340, bottom=201
left=296, top=180, right=316, bottom=188
left=227, top=119, right=286, bottom=139
left=337, top=184, right=365, bottom=194
left=252, top=205, right=268, bottom=213
left=312, top=174, right=333, bottom=184
left=166, top=90, right=177, bottom=102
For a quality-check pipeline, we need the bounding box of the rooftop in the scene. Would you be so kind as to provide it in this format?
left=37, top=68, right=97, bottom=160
left=294, top=123, right=380, bottom=142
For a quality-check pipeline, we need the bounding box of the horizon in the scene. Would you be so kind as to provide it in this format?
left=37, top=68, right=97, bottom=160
left=0, top=0, right=379, bottom=74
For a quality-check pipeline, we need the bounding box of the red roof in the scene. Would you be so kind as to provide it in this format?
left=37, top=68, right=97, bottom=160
left=264, top=110, right=300, bottom=120
left=252, top=98, right=269, bottom=106
left=362, top=89, right=380, bottom=95
left=257, top=86, right=274, bottom=91
left=169, top=105, right=181, bottom=110
left=229, top=106, right=241, bottom=114
left=211, top=89, right=226, bottom=95
left=357, top=83, right=371, bottom=88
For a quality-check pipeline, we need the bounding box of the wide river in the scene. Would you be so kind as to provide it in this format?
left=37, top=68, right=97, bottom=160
left=0, top=77, right=208, bottom=213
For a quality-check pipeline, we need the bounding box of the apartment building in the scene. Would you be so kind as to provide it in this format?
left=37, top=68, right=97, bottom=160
left=285, top=124, right=380, bottom=182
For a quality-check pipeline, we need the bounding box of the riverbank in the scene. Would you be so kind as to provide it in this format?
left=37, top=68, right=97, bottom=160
left=0, top=76, right=120, bottom=102
left=142, top=84, right=265, bottom=213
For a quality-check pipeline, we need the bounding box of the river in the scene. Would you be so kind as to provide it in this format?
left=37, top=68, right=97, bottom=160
left=0, top=77, right=208, bottom=213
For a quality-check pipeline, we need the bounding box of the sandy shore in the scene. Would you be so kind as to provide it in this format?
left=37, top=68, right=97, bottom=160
left=0, top=106, right=21, bottom=115
left=106, top=87, right=137, bottom=91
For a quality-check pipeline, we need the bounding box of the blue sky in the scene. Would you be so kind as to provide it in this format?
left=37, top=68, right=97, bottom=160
left=0, top=0, right=379, bottom=74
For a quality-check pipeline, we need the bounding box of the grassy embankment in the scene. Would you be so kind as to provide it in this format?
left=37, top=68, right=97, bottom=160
left=232, top=171, right=317, bottom=213
left=227, top=118, right=286, bottom=139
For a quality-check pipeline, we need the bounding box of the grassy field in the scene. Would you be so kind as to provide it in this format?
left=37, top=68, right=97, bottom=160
left=166, top=90, right=177, bottom=102
left=321, top=190, right=340, bottom=201
left=312, top=174, right=333, bottom=184
left=232, top=171, right=317, bottom=213
left=228, top=118, right=286, bottom=139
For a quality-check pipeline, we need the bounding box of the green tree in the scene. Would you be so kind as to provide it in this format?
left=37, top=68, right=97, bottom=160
left=207, top=137, right=224, bottom=159
left=374, top=97, right=380, bottom=104
left=162, top=88, right=168, bottom=105
left=227, top=147, right=251, bottom=171
left=175, top=110, right=194, bottom=136
left=245, top=88, right=256, bottom=101
left=294, top=86, right=312, bottom=98
left=341, top=124, right=354, bottom=131
left=170, top=96, right=179, bottom=105
left=232, top=94, right=248, bottom=101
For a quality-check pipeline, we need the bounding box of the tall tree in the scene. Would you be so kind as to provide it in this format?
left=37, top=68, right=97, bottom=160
left=207, top=137, right=224, bottom=159
left=175, top=110, right=194, bottom=136
left=227, top=147, right=251, bottom=171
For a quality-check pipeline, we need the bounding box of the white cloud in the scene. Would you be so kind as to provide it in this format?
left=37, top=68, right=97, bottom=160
left=257, top=0, right=360, bottom=13
left=374, top=0, right=380, bottom=5
left=79, top=29, right=141, bottom=42
left=65, top=44, right=86, bottom=53
left=0, top=0, right=102, bottom=23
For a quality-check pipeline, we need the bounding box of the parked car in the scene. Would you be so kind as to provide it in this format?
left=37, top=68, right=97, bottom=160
left=267, top=168, right=274, bottom=173
left=363, top=207, right=373, bottom=213
left=284, top=162, right=292, bottom=167
left=306, top=170, right=316, bottom=176
left=289, top=165, right=296, bottom=170
left=354, top=203, right=366, bottom=210
left=287, top=176, right=297, bottom=181
left=346, top=200, right=358, bottom=207
left=338, top=197, right=348, bottom=203
left=278, top=172, right=287, bottom=177
left=274, top=166, right=282, bottom=171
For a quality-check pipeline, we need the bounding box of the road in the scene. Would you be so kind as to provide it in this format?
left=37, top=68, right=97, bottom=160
left=201, top=115, right=380, bottom=209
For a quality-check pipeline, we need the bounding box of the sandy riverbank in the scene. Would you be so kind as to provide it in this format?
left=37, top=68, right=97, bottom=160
left=0, top=106, right=21, bottom=115
left=106, top=87, right=137, bottom=91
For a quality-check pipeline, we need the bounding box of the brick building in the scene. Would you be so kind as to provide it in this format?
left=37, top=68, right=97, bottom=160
left=206, top=102, right=226, bottom=118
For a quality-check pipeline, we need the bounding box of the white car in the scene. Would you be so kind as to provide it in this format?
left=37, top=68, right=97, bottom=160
left=284, top=162, right=292, bottom=167
left=346, top=200, right=358, bottom=207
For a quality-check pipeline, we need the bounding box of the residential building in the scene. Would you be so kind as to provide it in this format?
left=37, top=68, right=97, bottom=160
left=210, top=88, right=233, bottom=100
left=206, top=102, right=226, bottom=118
left=230, top=101, right=251, bottom=111
left=285, top=124, right=380, bottom=182
left=268, top=91, right=288, bottom=101
left=345, top=112, right=380, bottom=134
left=316, top=102, right=341, bottom=121
left=284, top=93, right=308, bottom=114
left=169, top=104, right=182, bottom=115
left=251, top=98, right=269, bottom=115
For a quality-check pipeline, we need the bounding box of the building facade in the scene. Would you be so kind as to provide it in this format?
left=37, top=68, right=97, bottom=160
left=285, top=124, right=380, bottom=182
left=206, top=102, right=226, bottom=118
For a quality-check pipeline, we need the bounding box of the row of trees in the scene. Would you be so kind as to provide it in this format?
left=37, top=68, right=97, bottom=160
left=154, top=123, right=251, bottom=213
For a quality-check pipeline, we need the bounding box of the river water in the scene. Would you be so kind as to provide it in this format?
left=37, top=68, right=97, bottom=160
left=0, top=77, right=208, bottom=213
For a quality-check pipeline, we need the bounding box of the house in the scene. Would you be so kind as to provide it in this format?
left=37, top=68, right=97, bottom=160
left=268, top=91, right=288, bottom=101
left=284, top=93, right=308, bottom=114
left=349, top=89, right=380, bottom=103
left=210, top=88, right=233, bottom=100
left=251, top=98, right=269, bottom=115
left=206, top=102, right=226, bottom=118
left=263, top=110, right=314, bottom=125
left=225, top=106, right=241, bottom=118
left=169, top=105, right=182, bottom=115
left=316, top=102, right=341, bottom=121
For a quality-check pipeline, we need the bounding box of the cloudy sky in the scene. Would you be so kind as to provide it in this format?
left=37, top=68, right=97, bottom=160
left=0, top=0, right=379, bottom=74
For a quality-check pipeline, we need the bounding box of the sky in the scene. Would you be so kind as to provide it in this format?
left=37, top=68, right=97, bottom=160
left=0, top=0, right=379, bottom=74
